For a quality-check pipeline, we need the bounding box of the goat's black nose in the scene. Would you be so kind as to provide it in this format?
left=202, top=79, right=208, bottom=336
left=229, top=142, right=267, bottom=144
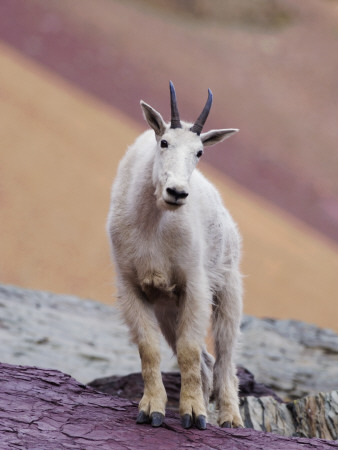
left=166, top=187, right=189, bottom=200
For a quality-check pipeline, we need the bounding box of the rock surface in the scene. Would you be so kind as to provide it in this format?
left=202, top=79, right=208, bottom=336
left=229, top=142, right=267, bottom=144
left=0, top=362, right=336, bottom=450
left=238, top=315, right=338, bottom=400
left=89, top=371, right=338, bottom=441
left=89, top=368, right=282, bottom=407
left=290, top=391, right=338, bottom=441
left=1, top=283, right=337, bottom=401
left=0, top=284, right=337, bottom=442
left=0, top=284, right=177, bottom=383
left=241, top=391, right=338, bottom=441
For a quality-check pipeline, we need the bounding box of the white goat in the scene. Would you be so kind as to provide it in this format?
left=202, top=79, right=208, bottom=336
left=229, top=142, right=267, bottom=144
left=107, top=82, right=243, bottom=430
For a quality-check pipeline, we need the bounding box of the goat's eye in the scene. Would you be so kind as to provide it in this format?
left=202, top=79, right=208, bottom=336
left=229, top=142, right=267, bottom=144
left=196, top=150, right=203, bottom=158
left=160, top=140, right=168, bottom=148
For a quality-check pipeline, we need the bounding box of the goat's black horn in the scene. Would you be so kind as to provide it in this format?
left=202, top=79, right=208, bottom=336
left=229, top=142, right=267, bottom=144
left=169, top=81, right=182, bottom=129
left=190, top=89, right=213, bottom=135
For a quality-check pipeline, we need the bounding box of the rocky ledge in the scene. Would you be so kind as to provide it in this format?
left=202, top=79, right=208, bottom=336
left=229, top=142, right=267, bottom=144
left=89, top=370, right=338, bottom=441
left=0, top=283, right=337, bottom=443
left=0, top=363, right=336, bottom=450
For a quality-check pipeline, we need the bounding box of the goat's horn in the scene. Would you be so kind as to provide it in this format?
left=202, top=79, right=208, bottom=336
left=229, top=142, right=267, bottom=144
left=169, top=81, right=182, bottom=129
left=190, top=89, right=213, bottom=135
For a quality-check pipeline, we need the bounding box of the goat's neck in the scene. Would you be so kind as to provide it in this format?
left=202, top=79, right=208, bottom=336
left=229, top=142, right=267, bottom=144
left=133, top=172, right=186, bottom=237
left=132, top=162, right=165, bottom=233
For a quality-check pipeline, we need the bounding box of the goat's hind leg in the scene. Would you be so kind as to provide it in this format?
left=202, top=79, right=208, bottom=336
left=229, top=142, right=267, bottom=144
left=212, top=270, right=243, bottom=428
left=201, top=348, right=214, bottom=408
left=119, top=284, right=167, bottom=427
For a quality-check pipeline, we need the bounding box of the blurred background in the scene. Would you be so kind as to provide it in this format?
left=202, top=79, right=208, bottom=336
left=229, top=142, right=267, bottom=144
left=0, top=0, right=337, bottom=330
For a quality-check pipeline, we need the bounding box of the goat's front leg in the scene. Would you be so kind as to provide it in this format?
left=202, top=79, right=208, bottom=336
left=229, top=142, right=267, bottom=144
left=212, top=270, right=243, bottom=428
left=176, top=282, right=211, bottom=430
left=137, top=338, right=167, bottom=427
left=119, top=283, right=167, bottom=427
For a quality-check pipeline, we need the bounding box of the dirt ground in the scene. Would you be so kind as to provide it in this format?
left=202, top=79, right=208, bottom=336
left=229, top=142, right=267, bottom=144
left=1, top=43, right=337, bottom=331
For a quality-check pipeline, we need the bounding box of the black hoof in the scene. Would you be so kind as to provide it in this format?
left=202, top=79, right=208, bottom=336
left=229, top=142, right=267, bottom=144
left=195, top=415, right=207, bottom=430
left=136, top=410, right=150, bottom=424
left=181, top=414, right=193, bottom=429
left=221, top=421, right=232, bottom=428
left=151, top=412, right=164, bottom=427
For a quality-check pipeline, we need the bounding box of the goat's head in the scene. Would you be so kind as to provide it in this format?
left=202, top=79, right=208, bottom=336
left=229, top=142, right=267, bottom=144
left=140, top=81, right=238, bottom=210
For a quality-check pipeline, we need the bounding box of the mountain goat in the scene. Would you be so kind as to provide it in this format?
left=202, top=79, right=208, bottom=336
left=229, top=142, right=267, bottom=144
left=107, top=82, right=243, bottom=430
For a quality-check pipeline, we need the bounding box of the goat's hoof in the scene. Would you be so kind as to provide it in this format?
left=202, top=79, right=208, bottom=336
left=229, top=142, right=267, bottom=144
left=195, top=415, right=207, bottom=430
left=221, top=421, right=232, bottom=428
left=136, top=410, right=150, bottom=424
left=181, top=414, right=193, bottom=429
left=151, top=412, right=164, bottom=427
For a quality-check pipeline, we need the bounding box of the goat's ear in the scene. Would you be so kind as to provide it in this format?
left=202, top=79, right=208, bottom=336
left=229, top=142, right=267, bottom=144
left=201, top=129, right=239, bottom=147
left=140, top=101, right=166, bottom=137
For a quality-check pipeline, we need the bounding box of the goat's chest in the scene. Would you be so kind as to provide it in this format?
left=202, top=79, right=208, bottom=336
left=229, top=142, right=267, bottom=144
left=133, top=223, right=185, bottom=266
left=129, top=219, right=193, bottom=300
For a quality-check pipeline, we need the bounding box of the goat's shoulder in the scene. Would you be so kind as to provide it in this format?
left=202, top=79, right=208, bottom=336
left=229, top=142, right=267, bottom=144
left=191, top=169, right=236, bottom=228
left=190, top=169, right=241, bottom=259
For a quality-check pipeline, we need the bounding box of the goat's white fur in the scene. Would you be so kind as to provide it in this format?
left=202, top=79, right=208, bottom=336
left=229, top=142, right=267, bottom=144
left=107, top=91, right=243, bottom=429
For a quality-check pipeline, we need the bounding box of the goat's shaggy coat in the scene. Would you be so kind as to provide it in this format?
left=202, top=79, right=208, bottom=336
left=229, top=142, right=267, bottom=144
left=107, top=83, right=243, bottom=430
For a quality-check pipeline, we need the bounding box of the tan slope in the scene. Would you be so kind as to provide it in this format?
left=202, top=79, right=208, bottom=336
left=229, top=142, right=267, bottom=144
left=0, top=43, right=337, bottom=331
left=204, top=166, right=338, bottom=328
left=0, top=42, right=136, bottom=303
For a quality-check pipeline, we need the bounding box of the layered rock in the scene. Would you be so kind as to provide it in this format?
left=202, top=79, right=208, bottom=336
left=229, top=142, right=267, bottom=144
left=241, top=391, right=338, bottom=441
left=0, top=283, right=176, bottom=383
left=88, top=367, right=282, bottom=408
left=0, top=284, right=337, bottom=442
left=1, top=283, right=337, bottom=400
left=238, top=315, right=338, bottom=400
left=0, top=362, right=335, bottom=450
left=89, top=370, right=338, bottom=441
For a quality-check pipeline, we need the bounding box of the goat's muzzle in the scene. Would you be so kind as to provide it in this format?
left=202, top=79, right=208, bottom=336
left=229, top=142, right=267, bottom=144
left=164, top=186, right=189, bottom=207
